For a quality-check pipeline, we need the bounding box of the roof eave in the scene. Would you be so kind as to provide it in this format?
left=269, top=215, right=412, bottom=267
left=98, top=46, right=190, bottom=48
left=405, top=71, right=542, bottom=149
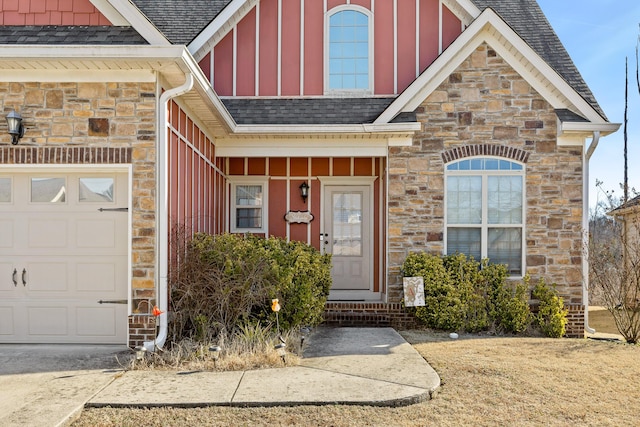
left=558, top=121, right=621, bottom=138
left=233, top=122, right=422, bottom=135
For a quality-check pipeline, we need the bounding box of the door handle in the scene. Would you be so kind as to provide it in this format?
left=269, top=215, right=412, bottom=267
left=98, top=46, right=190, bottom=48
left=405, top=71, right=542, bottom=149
left=22, top=268, right=27, bottom=286
left=12, top=268, right=17, bottom=286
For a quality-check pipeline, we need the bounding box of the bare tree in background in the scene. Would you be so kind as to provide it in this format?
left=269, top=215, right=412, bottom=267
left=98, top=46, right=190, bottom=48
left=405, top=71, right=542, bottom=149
left=590, top=181, right=640, bottom=343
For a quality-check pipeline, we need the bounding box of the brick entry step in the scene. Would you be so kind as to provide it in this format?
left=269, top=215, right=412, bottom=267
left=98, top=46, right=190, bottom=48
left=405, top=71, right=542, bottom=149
left=323, top=302, right=417, bottom=328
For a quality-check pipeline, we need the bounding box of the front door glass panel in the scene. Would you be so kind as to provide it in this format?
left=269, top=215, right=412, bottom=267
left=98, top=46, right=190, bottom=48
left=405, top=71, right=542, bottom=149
left=332, top=192, right=362, bottom=256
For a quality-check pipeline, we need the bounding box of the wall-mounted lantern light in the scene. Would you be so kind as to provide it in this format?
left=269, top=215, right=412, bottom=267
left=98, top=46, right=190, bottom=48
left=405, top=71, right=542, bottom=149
left=6, top=110, right=24, bottom=145
left=299, top=182, right=310, bottom=203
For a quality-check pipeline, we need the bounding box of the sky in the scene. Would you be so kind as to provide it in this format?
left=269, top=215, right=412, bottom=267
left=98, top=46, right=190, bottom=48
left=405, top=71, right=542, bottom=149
left=536, top=0, right=640, bottom=209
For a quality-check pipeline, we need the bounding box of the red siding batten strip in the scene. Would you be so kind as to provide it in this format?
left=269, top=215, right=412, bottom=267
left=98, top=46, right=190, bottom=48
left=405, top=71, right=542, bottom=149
left=397, top=0, right=417, bottom=93
left=259, top=0, right=279, bottom=95
left=281, top=0, right=302, bottom=96
left=236, top=8, right=257, bottom=96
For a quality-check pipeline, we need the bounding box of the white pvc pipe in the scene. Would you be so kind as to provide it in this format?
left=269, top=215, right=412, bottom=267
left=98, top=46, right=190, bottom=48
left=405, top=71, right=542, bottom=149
left=144, top=73, right=194, bottom=351
left=583, top=131, right=600, bottom=334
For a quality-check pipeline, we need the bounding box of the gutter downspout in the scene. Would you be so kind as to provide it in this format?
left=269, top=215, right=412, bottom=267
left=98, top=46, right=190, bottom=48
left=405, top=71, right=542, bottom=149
left=583, top=130, right=600, bottom=334
left=144, top=73, right=194, bottom=351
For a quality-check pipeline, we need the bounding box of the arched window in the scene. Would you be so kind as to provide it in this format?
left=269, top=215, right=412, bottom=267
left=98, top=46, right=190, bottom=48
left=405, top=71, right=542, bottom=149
left=326, top=7, right=372, bottom=93
left=445, top=157, right=525, bottom=275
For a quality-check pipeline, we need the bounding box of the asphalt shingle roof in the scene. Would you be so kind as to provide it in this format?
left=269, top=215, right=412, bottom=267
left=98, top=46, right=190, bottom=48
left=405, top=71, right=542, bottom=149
left=221, top=98, right=416, bottom=125
left=0, top=26, right=147, bottom=45
left=131, top=0, right=230, bottom=44
left=555, top=109, right=588, bottom=123
left=471, top=0, right=606, bottom=120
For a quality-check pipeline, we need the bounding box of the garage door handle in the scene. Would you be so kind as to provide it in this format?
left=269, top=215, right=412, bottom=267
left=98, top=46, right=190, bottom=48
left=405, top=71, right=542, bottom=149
left=12, top=268, right=17, bottom=286
left=22, top=268, right=27, bottom=286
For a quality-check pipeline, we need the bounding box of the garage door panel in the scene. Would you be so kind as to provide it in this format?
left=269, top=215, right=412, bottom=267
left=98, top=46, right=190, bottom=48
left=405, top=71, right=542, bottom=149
left=77, top=262, right=116, bottom=293
left=28, top=306, right=68, bottom=336
left=0, top=262, right=16, bottom=294
left=0, top=219, right=13, bottom=248
left=0, top=171, right=129, bottom=344
left=28, top=219, right=68, bottom=248
left=77, top=307, right=117, bottom=336
left=0, top=307, right=15, bottom=335
left=25, top=262, right=68, bottom=293
left=76, top=219, right=116, bottom=248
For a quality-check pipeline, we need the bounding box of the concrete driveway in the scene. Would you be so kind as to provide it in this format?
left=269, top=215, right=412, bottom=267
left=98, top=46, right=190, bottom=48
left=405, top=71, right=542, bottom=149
left=0, top=344, right=130, bottom=427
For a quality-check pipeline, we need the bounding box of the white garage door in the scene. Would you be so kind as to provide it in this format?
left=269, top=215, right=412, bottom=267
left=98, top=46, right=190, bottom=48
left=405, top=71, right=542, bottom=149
left=0, top=170, right=129, bottom=344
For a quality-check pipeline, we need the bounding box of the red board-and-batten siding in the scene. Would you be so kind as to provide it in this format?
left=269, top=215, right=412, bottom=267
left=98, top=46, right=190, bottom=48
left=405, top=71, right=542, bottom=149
left=204, top=0, right=462, bottom=97
left=228, top=157, right=386, bottom=293
left=0, top=0, right=112, bottom=25
left=167, top=100, right=226, bottom=237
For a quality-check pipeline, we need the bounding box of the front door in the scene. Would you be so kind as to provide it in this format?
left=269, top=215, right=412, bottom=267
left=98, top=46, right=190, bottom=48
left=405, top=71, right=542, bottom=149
left=323, top=185, right=373, bottom=300
left=0, top=170, right=129, bottom=344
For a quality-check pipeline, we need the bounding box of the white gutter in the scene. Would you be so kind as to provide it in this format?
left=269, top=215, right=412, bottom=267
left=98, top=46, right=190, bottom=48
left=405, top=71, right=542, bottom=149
left=233, top=122, right=422, bottom=134
left=583, top=131, right=600, bottom=334
left=144, top=73, right=194, bottom=352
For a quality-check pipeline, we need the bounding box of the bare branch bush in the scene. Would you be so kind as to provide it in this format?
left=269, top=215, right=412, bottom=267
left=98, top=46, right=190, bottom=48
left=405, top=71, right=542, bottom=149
left=589, top=182, right=640, bottom=343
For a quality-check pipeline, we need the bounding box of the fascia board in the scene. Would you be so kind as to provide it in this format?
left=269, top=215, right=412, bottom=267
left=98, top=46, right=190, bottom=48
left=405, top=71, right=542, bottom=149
left=442, top=0, right=480, bottom=23
left=232, top=122, right=421, bottom=135
left=559, top=121, right=620, bottom=136
left=177, top=48, right=238, bottom=131
left=0, top=45, right=185, bottom=59
left=89, top=0, right=129, bottom=26
left=189, top=0, right=257, bottom=61
left=104, top=0, right=171, bottom=45
left=376, top=8, right=608, bottom=126
left=456, top=0, right=481, bottom=17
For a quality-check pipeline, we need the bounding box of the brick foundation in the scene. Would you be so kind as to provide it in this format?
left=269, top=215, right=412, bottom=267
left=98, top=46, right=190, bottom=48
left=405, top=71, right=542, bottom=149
left=565, top=304, right=585, bottom=338
left=128, top=315, right=156, bottom=348
left=324, top=303, right=418, bottom=328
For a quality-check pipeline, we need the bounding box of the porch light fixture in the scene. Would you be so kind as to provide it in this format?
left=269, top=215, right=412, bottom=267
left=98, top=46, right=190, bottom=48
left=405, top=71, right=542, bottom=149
left=6, top=110, right=24, bottom=145
left=299, top=182, right=310, bottom=203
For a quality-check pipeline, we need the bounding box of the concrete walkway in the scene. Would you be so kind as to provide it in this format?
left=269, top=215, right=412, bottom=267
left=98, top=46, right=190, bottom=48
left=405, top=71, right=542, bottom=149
left=0, top=327, right=440, bottom=426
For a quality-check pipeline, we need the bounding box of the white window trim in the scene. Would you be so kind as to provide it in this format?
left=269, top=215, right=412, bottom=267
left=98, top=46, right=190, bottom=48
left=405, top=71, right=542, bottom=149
left=444, top=156, right=526, bottom=277
left=229, top=177, right=269, bottom=234
left=324, top=4, right=374, bottom=96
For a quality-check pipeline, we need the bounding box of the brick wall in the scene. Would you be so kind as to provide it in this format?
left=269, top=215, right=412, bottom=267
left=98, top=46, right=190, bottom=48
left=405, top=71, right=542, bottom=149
left=0, top=81, right=157, bottom=345
left=387, top=43, right=584, bottom=331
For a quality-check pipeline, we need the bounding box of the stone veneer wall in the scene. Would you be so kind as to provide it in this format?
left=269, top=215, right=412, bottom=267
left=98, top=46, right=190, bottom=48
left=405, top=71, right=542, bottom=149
left=387, top=44, right=585, bottom=336
left=0, top=82, right=157, bottom=346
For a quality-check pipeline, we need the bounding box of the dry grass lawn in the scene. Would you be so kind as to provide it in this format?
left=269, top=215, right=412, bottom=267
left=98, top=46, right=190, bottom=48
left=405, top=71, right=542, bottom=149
left=74, top=323, right=639, bottom=426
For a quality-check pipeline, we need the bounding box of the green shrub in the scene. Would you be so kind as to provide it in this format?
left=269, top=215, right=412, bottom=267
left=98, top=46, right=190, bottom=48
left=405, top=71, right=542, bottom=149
left=402, top=252, right=531, bottom=334
left=168, top=232, right=332, bottom=343
left=254, top=237, right=333, bottom=330
left=484, top=263, right=530, bottom=334
left=532, top=277, right=568, bottom=338
left=403, top=253, right=466, bottom=331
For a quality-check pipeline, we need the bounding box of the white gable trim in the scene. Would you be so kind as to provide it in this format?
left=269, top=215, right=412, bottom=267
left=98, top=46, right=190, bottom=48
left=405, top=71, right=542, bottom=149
left=189, top=0, right=260, bottom=62
left=375, top=8, right=607, bottom=125
left=89, top=0, right=129, bottom=26
left=441, top=0, right=479, bottom=25
left=103, top=0, right=171, bottom=45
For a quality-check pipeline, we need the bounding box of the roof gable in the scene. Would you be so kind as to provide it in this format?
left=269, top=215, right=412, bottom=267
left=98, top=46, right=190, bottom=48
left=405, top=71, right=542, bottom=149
left=130, top=0, right=231, bottom=45
left=470, top=0, right=605, bottom=120
left=376, top=7, right=608, bottom=126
